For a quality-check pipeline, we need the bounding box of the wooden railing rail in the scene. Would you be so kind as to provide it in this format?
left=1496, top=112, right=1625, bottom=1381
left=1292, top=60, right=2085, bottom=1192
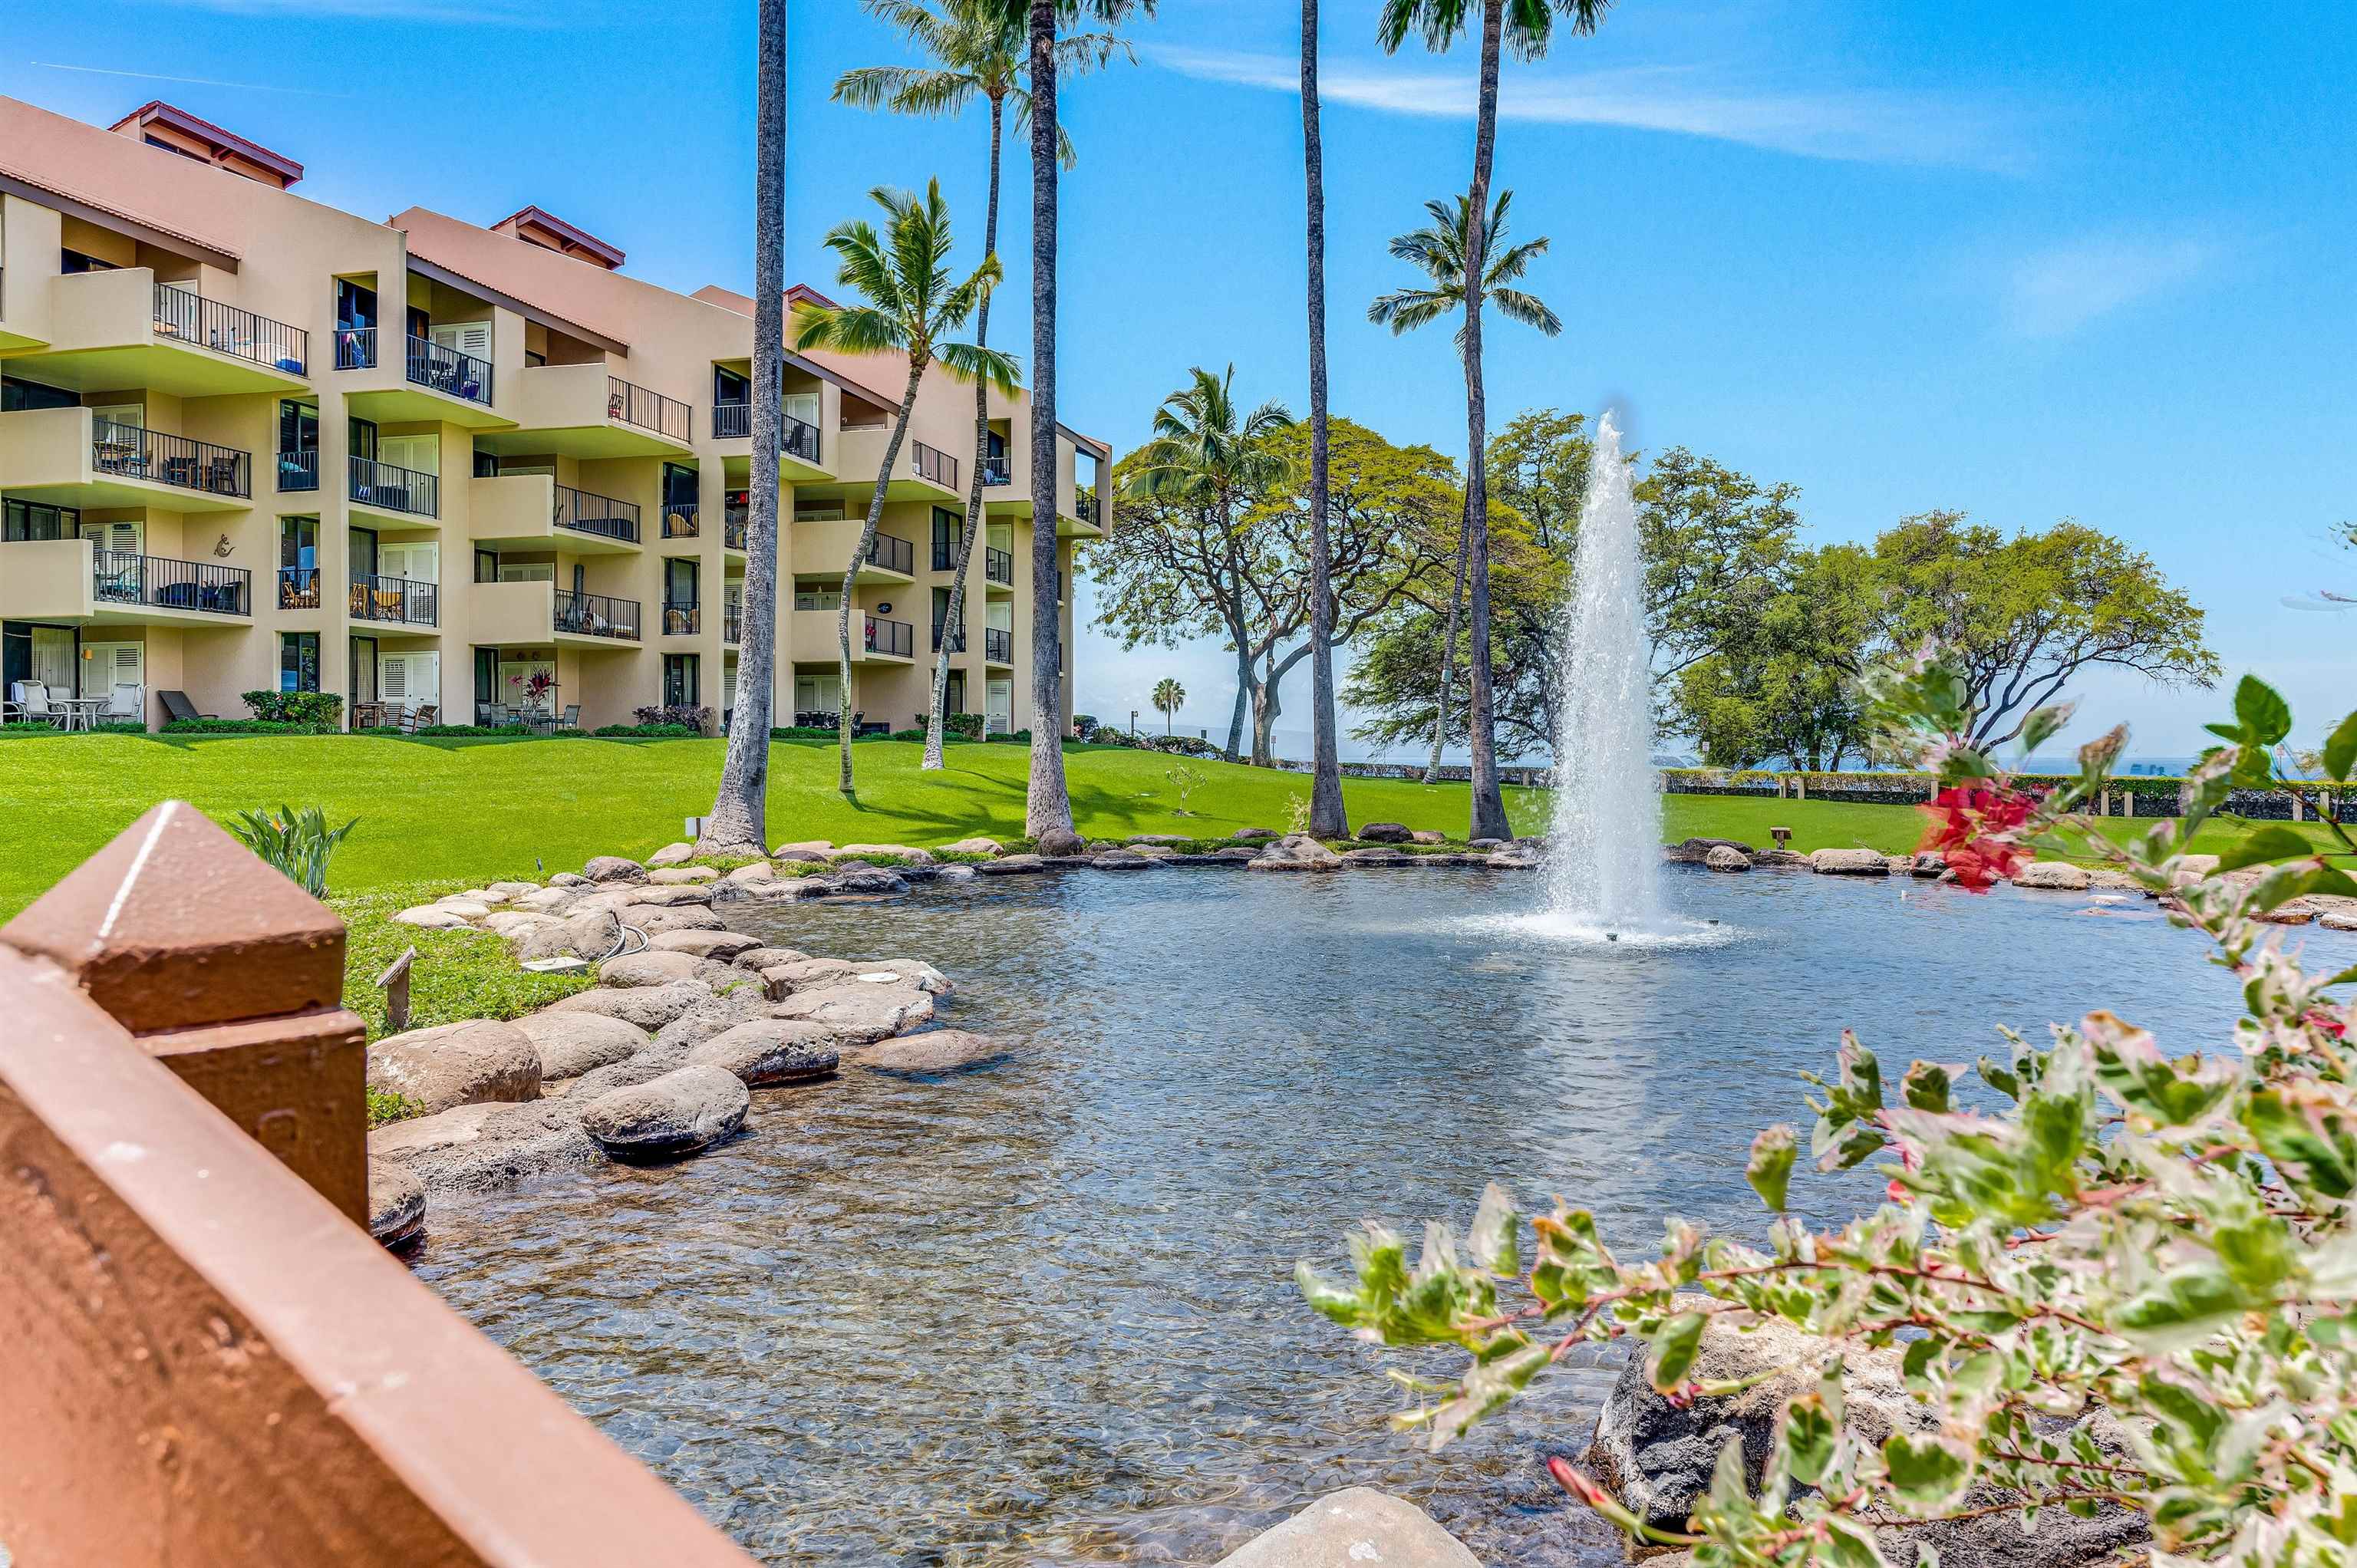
left=0, top=802, right=759, bottom=1567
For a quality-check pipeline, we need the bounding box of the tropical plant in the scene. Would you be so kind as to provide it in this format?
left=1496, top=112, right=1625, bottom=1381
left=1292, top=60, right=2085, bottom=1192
left=1301, top=0, right=1346, bottom=838
left=1301, top=656, right=2357, bottom=1567
left=1376, top=0, right=1609, bottom=842
left=834, top=0, right=1124, bottom=771
left=1368, top=191, right=1559, bottom=786
left=1152, top=676, right=1186, bottom=733
left=701, top=0, right=787, bottom=855
left=229, top=802, right=360, bottom=898
left=1116, top=364, right=1294, bottom=759
left=793, top=180, right=1020, bottom=794
left=1165, top=759, right=1205, bottom=812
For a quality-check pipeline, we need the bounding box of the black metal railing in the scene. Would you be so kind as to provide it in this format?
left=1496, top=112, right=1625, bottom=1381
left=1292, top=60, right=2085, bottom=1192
left=724, top=505, right=747, bottom=550
left=724, top=602, right=742, bottom=644
left=1054, top=567, right=1064, bottom=602
left=982, top=456, right=1011, bottom=486
left=554, top=485, right=640, bottom=542
left=661, top=502, right=699, bottom=539
left=277, top=449, right=320, bottom=491
left=609, top=377, right=691, bottom=443
left=348, top=454, right=437, bottom=517
left=912, top=440, right=958, bottom=492
left=785, top=414, right=820, bottom=464
left=555, top=588, right=640, bottom=641
left=867, top=532, right=913, bottom=575
left=713, top=401, right=749, bottom=440
left=90, top=421, right=251, bottom=499
left=664, top=601, right=701, bottom=636
left=1076, top=489, right=1099, bottom=525
left=863, top=614, right=913, bottom=659
left=933, top=621, right=965, bottom=654
left=335, top=325, right=377, bottom=370
left=153, top=283, right=308, bottom=375
left=94, top=549, right=249, bottom=616
left=407, top=334, right=493, bottom=405
left=985, top=545, right=1013, bottom=585
left=351, top=574, right=438, bottom=625
left=984, top=626, right=1013, bottom=663
left=276, top=566, right=320, bottom=610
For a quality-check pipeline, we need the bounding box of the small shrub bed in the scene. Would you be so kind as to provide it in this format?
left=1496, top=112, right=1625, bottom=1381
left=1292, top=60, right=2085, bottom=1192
left=633, top=703, right=712, bottom=730
left=163, top=718, right=338, bottom=735
left=595, top=723, right=702, bottom=738
left=242, top=690, right=343, bottom=726
left=1, top=720, right=147, bottom=737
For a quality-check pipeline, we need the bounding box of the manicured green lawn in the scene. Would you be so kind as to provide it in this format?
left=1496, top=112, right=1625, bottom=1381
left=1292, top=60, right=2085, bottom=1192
left=0, top=733, right=2333, bottom=918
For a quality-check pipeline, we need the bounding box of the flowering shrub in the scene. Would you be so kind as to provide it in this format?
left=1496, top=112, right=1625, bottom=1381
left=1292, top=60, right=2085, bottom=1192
left=1300, top=650, right=2357, bottom=1567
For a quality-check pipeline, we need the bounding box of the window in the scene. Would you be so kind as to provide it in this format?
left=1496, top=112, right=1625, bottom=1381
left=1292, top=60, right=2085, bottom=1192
left=4, top=499, right=80, bottom=542
left=335, top=278, right=377, bottom=330
left=793, top=582, right=841, bottom=612
left=793, top=500, right=846, bottom=522
left=662, top=462, right=698, bottom=506
left=664, top=558, right=699, bottom=608
left=60, top=248, right=119, bottom=275
left=664, top=654, right=700, bottom=708
left=475, top=548, right=499, bottom=585
left=279, top=400, right=318, bottom=454
left=932, top=506, right=959, bottom=570
left=144, top=135, right=208, bottom=165
left=474, top=647, right=496, bottom=718
left=279, top=516, right=318, bottom=572
left=279, top=632, right=321, bottom=693
left=2, top=374, right=77, bottom=413
left=714, top=366, right=750, bottom=407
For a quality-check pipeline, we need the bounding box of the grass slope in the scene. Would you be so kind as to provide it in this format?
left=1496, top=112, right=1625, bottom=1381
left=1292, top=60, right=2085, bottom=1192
left=0, top=733, right=2332, bottom=918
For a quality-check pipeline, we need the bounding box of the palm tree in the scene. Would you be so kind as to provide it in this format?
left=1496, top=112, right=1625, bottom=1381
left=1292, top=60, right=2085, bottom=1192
left=793, top=181, right=1020, bottom=794
left=1152, top=676, right=1185, bottom=734
left=1377, top=0, right=1610, bottom=841
left=1124, top=365, right=1294, bottom=761
left=1368, top=189, right=1559, bottom=785
left=833, top=0, right=1121, bottom=772
left=1301, top=0, right=1345, bottom=838
left=699, top=0, right=787, bottom=855
left=1014, top=0, right=1152, bottom=841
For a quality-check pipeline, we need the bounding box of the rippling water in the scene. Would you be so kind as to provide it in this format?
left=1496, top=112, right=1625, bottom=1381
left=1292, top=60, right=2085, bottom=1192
left=412, top=867, right=2354, bottom=1566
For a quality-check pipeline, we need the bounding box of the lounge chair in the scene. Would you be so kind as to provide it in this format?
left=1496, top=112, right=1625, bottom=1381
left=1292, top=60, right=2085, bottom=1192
left=158, top=690, right=216, bottom=723
left=401, top=705, right=437, bottom=735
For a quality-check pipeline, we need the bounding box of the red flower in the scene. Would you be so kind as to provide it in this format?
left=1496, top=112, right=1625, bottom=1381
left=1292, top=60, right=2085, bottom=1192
left=1917, top=782, right=2042, bottom=892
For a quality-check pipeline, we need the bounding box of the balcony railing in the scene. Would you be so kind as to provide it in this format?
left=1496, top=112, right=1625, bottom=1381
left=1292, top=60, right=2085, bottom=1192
left=866, top=532, right=914, bottom=575
left=555, top=588, right=641, bottom=641
left=724, top=505, right=747, bottom=550
left=609, top=377, right=691, bottom=443
left=95, top=549, right=249, bottom=616
left=1076, top=489, right=1099, bottom=525
left=91, top=420, right=251, bottom=499
left=276, top=448, right=320, bottom=492
left=349, top=454, right=437, bottom=517
left=724, top=602, right=742, bottom=644
left=863, top=614, right=913, bottom=659
left=984, top=626, right=1013, bottom=664
left=554, top=485, right=641, bottom=543
left=351, top=574, right=439, bottom=625
left=661, top=501, right=698, bottom=539
left=153, top=283, right=308, bottom=375
left=334, top=324, right=377, bottom=369
left=985, top=545, right=1013, bottom=585
left=982, top=456, right=1011, bottom=486
left=912, top=440, right=958, bottom=492
left=713, top=401, right=749, bottom=440
left=933, top=620, right=965, bottom=654
left=407, top=334, right=493, bottom=406
left=276, top=567, right=318, bottom=610
left=712, top=404, right=822, bottom=465
left=664, top=601, right=701, bottom=636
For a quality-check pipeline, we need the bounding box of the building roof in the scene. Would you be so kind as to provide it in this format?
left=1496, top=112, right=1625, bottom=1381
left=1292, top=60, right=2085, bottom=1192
left=107, top=100, right=304, bottom=185
left=490, top=204, right=625, bottom=269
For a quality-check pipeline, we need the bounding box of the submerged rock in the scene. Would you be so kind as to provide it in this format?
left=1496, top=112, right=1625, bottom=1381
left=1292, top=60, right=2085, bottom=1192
left=770, top=983, right=937, bottom=1042
left=1218, top=1488, right=1478, bottom=1568
left=367, top=1020, right=542, bottom=1117
left=856, top=1029, right=1019, bottom=1076
left=368, top=1099, right=602, bottom=1197
left=578, top=1065, right=749, bottom=1162
left=367, top=1158, right=426, bottom=1250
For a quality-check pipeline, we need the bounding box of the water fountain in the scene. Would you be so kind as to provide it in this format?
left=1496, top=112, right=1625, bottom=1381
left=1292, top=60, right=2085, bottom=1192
left=1541, top=411, right=1669, bottom=937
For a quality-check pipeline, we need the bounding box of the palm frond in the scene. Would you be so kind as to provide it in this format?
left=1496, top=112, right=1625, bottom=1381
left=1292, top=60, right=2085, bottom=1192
left=793, top=302, right=909, bottom=357
left=1483, top=235, right=1551, bottom=285
left=1488, top=288, right=1561, bottom=336
left=933, top=340, right=1024, bottom=395
left=1367, top=288, right=1456, bottom=335
left=1377, top=0, right=1472, bottom=54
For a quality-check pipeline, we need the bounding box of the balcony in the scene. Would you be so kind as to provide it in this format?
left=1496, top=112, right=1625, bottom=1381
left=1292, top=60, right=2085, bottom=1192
left=664, top=601, right=701, bottom=637
left=94, top=420, right=251, bottom=500
left=661, top=501, right=699, bottom=539
left=277, top=449, right=320, bottom=492
left=865, top=614, right=914, bottom=660
left=408, top=335, right=493, bottom=405
left=276, top=567, right=320, bottom=610
left=724, top=602, right=742, bottom=644
left=866, top=532, right=914, bottom=577
left=350, top=574, right=440, bottom=627
left=933, top=621, right=965, bottom=654
left=823, top=423, right=955, bottom=503
left=985, top=546, right=1014, bottom=587
left=348, top=454, right=439, bottom=522
left=95, top=549, right=249, bottom=618
left=913, top=440, right=958, bottom=492
left=482, top=363, right=691, bottom=460
left=724, top=502, right=747, bottom=551
left=982, top=456, right=1012, bottom=487
left=984, top=626, right=1013, bottom=665
left=711, top=403, right=824, bottom=475
left=554, top=485, right=641, bottom=545
left=609, top=377, right=691, bottom=443
left=788, top=607, right=912, bottom=663
left=0, top=408, right=255, bottom=513
left=713, top=401, right=748, bottom=440
left=336, top=325, right=513, bottom=430
left=13, top=270, right=307, bottom=396
left=557, top=588, right=641, bottom=641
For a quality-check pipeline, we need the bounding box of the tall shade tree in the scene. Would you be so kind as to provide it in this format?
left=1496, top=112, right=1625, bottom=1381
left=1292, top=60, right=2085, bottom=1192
left=832, top=0, right=1122, bottom=769
left=1367, top=189, right=1558, bottom=784
left=699, top=0, right=787, bottom=855
left=1007, top=0, right=1154, bottom=838
left=1300, top=0, right=1346, bottom=836
left=1121, top=364, right=1295, bottom=760
left=1152, top=675, right=1185, bottom=733
left=793, top=180, right=1019, bottom=794
left=1376, top=0, right=1609, bottom=841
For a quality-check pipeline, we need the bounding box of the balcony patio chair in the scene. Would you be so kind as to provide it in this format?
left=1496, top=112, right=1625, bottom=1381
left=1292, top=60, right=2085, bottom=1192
left=102, top=683, right=143, bottom=726
left=352, top=701, right=381, bottom=731
left=555, top=704, right=582, bottom=732
left=10, top=682, right=63, bottom=729
left=157, top=690, right=216, bottom=723
left=401, top=705, right=437, bottom=735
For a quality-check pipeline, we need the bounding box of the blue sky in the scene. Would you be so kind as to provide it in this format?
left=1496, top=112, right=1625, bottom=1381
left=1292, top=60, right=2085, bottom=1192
left=8, top=0, right=2350, bottom=759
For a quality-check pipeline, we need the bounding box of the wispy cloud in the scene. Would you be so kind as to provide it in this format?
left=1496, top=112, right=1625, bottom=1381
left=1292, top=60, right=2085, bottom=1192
left=2000, top=233, right=2223, bottom=338
left=122, top=0, right=552, bottom=22
left=31, top=61, right=349, bottom=97
left=1155, top=48, right=2022, bottom=172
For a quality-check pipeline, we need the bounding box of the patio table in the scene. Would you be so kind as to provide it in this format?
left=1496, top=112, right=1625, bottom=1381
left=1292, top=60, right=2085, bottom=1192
left=54, top=697, right=113, bottom=732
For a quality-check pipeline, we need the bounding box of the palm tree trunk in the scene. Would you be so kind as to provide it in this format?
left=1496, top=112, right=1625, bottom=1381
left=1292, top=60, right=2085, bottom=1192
left=837, top=357, right=928, bottom=792
left=1023, top=0, right=1074, bottom=836
left=1301, top=0, right=1347, bottom=838
left=1424, top=502, right=1469, bottom=786
left=701, top=0, right=785, bottom=854
left=1459, top=0, right=1512, bottom=842
left=925, top=94, right=1006, bottom=771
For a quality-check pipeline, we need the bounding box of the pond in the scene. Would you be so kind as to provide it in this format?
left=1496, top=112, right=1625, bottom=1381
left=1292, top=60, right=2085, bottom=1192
left=411, top=865, right=2355, bottom=1566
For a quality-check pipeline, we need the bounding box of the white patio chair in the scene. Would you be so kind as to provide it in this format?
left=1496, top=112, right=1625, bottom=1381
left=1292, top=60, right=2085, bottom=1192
left=14, top=682, right=63, bottom=728
left=104, top=682, right=144, bottom=725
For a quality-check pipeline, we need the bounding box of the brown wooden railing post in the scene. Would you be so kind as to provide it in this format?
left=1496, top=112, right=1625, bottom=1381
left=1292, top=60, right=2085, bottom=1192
left=0, top=800, right=369, bottom=1224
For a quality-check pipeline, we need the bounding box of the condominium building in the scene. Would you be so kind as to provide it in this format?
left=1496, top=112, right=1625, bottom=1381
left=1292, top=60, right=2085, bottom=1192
left=0, top=94, right=1103, bottom=735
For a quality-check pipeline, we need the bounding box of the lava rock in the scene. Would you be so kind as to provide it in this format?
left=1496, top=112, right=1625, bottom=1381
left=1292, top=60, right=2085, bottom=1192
left=770, top=983, right=937, bottom=1042
left=582, top=855, right=647, bottom=884
left=1356, top=822, right=1413, bottom=844
left=857, top=1029, right=1019, bottom=1076
left=367, top=1158, right=426, bottom=1250
left=367, top=1020, right=542, bottom=1117
left=1704, top=845, right=1752, bottom=872
left=1218, top=1488, right=1478, bottom=1568
left=511, top=1010, right=651, bottom=1080
left=687, top=1019, right=842, bottom=1085
left=549, top=980, right=714, bottom=1032
left=975, top=853, right=1047, bottom=875
left=645, top=842, right=697, bottom=868
left=1034, top=827, right=1086, bottom=856
left=578, top=1065, right=749, bottom=1162
left=651, top=929, right=762, bottom=960
left=1809, top=847, right=1891, bottom=876
left=2012, top=861, right=2093, bottom=891
left=1248, top=834, right=1343, bottom=872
